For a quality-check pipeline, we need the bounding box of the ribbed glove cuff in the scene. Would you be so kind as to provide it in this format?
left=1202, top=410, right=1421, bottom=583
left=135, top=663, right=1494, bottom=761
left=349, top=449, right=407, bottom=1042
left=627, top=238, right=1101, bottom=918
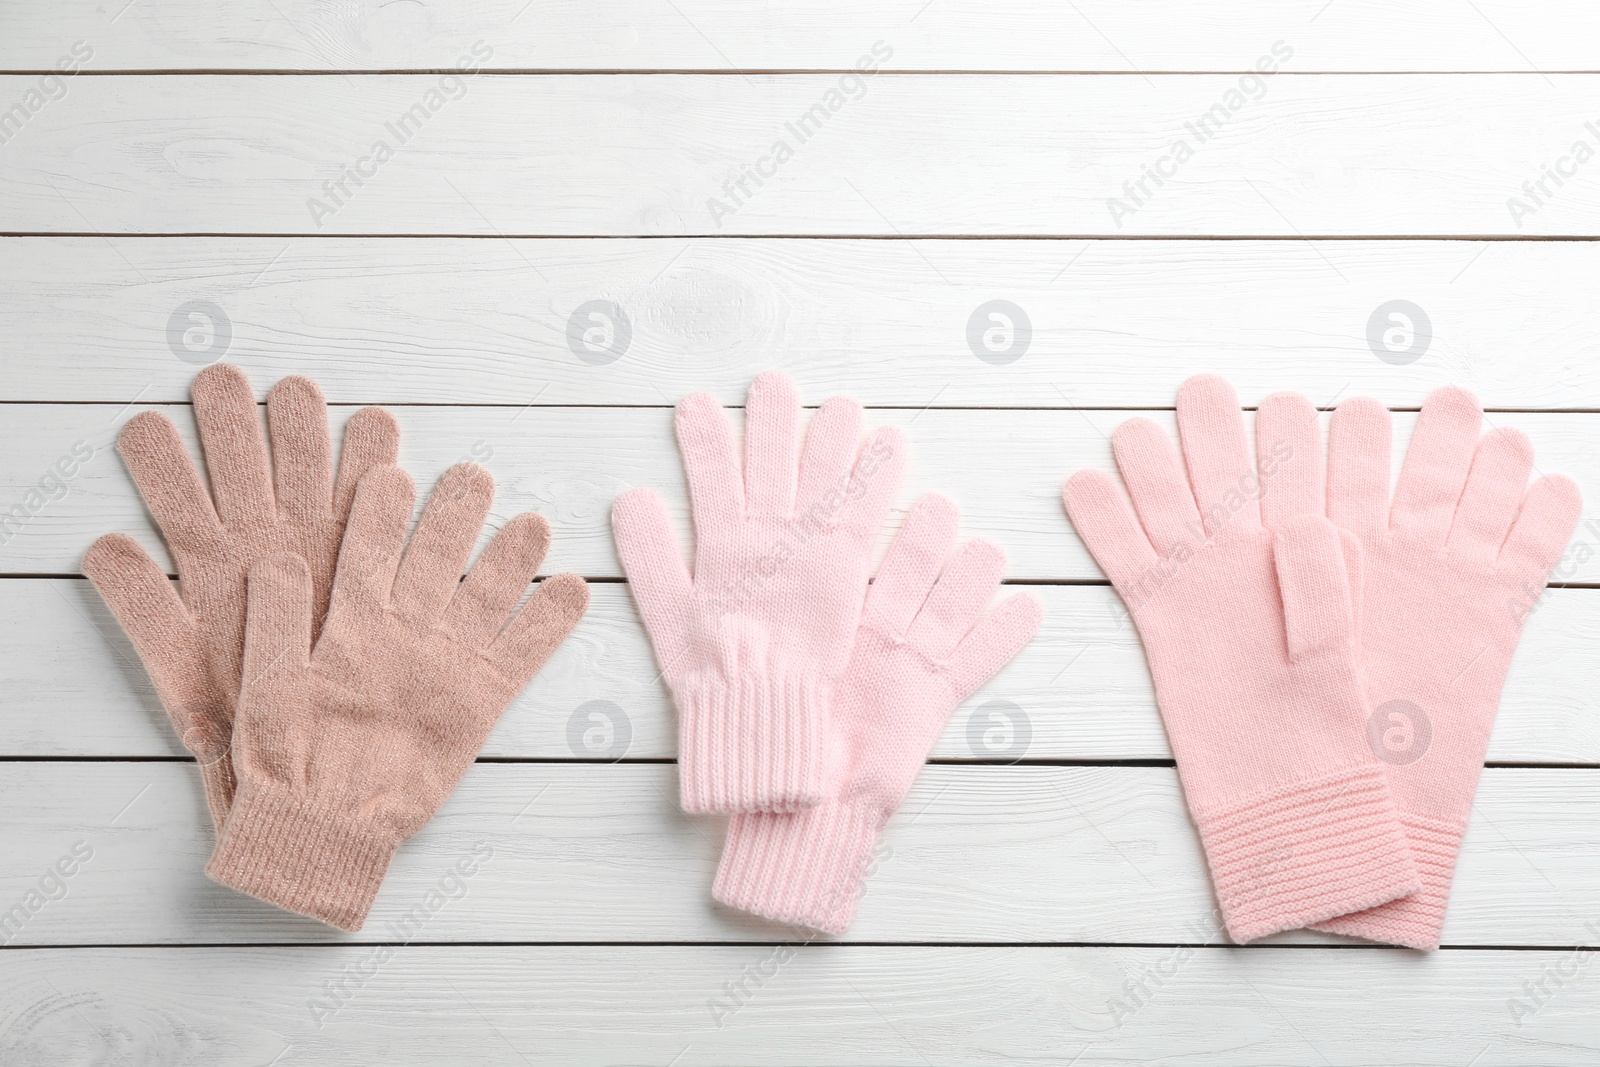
left=676, top=673, right=830, bottom=813
left=206, top=781, right=400, bottom=932
left=1194, top=765, right=1420, bottom=943
left=1310, top=814, right=1463, bottom=950
left=713, top=799, right=885, bottom=935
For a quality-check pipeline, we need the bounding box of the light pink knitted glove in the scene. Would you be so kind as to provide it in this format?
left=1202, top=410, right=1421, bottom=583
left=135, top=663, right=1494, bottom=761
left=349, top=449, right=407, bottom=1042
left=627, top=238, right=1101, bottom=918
left=612, top=371, right=907, bottom=814
left=714, top=494, right=1041, bottom=934
left=206, top=463, right=589, bottom=930
left=1063, top=375, right=1420, bottom=943
left=82, top=365, right=399, bottom=831
left=1259, top=387, right=1580, bottom=950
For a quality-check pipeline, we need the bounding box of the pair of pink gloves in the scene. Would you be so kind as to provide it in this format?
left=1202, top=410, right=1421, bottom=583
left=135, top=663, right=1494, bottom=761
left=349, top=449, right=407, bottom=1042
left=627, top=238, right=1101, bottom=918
left=86, top=365, right=588, bottom=931
left=1066, top=376, right=1581, bottom=949
left=614, top=372, right=1042, bottom=934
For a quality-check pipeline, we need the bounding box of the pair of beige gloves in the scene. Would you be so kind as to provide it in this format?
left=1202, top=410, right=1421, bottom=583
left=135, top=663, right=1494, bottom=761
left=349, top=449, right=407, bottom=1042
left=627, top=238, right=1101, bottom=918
left=86, top=365, right=588, bottom=930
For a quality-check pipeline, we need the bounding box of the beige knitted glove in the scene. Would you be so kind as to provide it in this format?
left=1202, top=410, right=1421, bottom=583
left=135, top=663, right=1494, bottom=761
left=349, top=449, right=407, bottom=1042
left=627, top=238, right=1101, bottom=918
left=83, top=364, right=399, bottom=830
left=206, top=462, right=589, bottom=930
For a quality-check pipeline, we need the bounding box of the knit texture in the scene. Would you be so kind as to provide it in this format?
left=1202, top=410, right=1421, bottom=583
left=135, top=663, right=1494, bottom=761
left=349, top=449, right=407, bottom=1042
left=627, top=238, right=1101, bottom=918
left=1196, top=765, right=1422, bottom=943
left=1312, top=814, right=1464, bottom=950
left=207, top=462, right=588, bottom=931
left=1063, top=375, right=1420, bottom=943
left=1257, top=386, right=1581, bottom=949
left=714, top=494, right=1042, bottom=934
left=83, top=364, right=399, bottom=830
left=715, top=798, right=883, bottom=935
left=612, top=371, right=907, bottom=813
left=207, top=779, right=400, bottom=931
left=676, top=673, right=830, bottom=812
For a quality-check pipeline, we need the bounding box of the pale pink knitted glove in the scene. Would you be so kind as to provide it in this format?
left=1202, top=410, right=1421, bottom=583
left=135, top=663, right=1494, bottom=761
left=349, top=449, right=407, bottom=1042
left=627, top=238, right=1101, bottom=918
left=1063, top=375, right=1420, bottom=944
left=1259, top=386, right=1580, bottom=950
left=612, top=371, right=907, bottom=814
left=714, top=494, right=1041, bottom=934
left=207, top=463, right=589, bottom=930
left=82, top=364, right=399, bottom=830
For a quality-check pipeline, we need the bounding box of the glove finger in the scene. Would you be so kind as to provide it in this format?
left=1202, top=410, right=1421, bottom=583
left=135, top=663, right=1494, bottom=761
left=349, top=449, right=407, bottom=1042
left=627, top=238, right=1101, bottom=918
left=676, top=391, right=744, bottom=532
left=1273, top=515, right=1355, bottom=663
left=191, top=363, right=275, bottom=526
left=1111, top=417, right=1202, bottom=555
left=1497, top=474, right=1582, bottom=586
left=1391, top=386, right=1482, bottom=547
left=83, top=533, right=213, bottom=733
left=1338, top=528, right=1364, bottom=651
left=1256, top=391, right=1325, bottom=532
left=866, top=493, right=959, bottom=638
left=266, top=375, right=333, bottom=519
left=946, top=592, right=1044, bottom=701
left=1062, top=469, right=1160, bottom=594
left=907, top=538, right=1006, bottom=661
left=835, top=425, right=908, bottom=549
left=744, top=370, right=800, bottom=519
left=796, top=395, right=865, bottom=518
left=1176, top=374, right=1261, bottom=536
left=442, top=512, right=552, bottom=648
left=1327, top=397, right=1392, bottom=543
left=611, top=488, right=693, bottom=668
left=331, top=406, right=402, bottom=520
left=392, top=463, right=495, bottom=625
left=1446, top=427, right=1534, bottom=566
left=241, top=554, right=313, bottom=697
left=328, top=466, right=415, bottom=621
left=489, top=572, right=590, bottom=685
left=116, top=410, right=222, bottom=548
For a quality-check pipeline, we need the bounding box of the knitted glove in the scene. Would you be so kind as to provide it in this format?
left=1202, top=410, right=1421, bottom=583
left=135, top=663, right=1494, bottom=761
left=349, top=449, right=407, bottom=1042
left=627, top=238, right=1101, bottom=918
left=714, top=494, right=1041, bottom=934
left=1260, top=386, right=1579, bottom=950
left=206, top=462, right=588, bottom=930
left=1063, top=374, right=1420, bottom=943
left=82, top=364, right=398, bottom=830
left=612, top=371, right=907, bottom=813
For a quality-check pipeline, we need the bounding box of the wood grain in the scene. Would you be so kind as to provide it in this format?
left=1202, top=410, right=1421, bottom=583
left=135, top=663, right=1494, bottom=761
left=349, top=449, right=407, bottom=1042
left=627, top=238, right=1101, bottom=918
left=4, top=237, right=1599, bottom=408
left=3, top=944, right=1595, bottom=1065
left=3, top=1, right=1597, bottom=72
left=1, top=762, right=1596, bottom=946
left=6, top=75, right=1600, bottom=235
left=4, top=6, right=1599, bottom=1057
left=6, top=580, right=1595, bottom=764
left=4, top=404, right=1596, bottom=580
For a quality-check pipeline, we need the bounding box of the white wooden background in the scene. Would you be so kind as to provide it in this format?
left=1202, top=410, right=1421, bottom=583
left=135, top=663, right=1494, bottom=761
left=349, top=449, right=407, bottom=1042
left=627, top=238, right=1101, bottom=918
left=3, top=3, right=1599, bottom=1064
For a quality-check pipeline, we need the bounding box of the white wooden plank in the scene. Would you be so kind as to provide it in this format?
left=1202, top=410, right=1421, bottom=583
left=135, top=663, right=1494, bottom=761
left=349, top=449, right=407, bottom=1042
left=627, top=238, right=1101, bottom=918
left=2, top=945, right=1598, bottom=1066
left=6, top=75, right=1600, bottom=235
left=4, top=1, right=1600, bottom=73
left=2, top=946, right=1598, bottom=1067
left=3, top=405, right=1597, bottom=581
left=6, top=579, right=1595, bottom=764
left=0, top=762, right=1595, bottom=946
left=5, top=237, right=1599, bottom=408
